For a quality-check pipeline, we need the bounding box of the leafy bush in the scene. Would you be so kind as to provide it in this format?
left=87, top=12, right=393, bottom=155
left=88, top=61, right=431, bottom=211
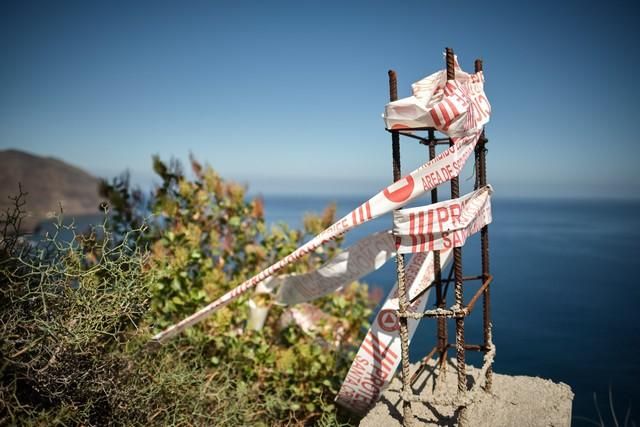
left=101, top=155, right=373, bottom=423
left=0, top=192, right=265, bottom=426
left=1, top=154, right=375, bottom=426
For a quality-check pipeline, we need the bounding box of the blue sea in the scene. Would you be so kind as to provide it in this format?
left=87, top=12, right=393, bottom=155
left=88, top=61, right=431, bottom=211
left=38, top=196, right=640, bottom=425
left=261, top=195, right=640, bottom=426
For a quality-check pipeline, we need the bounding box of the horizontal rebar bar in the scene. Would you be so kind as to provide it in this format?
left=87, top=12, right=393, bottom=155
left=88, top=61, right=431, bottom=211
left=384, top=130, right=452, bottom=145
left=398, top=275, right=492, bottom=319
left=410, top=273, right=485, bottom=304
left=385, top=126, right=441, bottom=132
left=439, top=274, right=484, bottom=284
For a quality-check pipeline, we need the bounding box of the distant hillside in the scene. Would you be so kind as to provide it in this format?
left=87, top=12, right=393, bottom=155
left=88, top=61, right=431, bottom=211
left=0, top=149, right=103, bottom=231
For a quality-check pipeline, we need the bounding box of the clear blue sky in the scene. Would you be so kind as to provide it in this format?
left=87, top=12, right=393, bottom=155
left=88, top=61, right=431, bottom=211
left=1, top=0, right=639, bottom=198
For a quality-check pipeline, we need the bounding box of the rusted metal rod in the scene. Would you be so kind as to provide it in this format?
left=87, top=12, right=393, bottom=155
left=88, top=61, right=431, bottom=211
left=386, top=130, right=451, bottom=145
left=399, top=275, right=492, bottom=319
left=420, top=138, right=453, bottom=145
left=446, top=47, right=467, bottom=398
left=465, top=275, right=493, bottom=314
left=384, top=50, right=491, bottom=427
left=439, top=274, right=485, bottom=284
left=428, top=127, right=448, bottom=377
left=409, top=273, right=482, bottom=307
left=389, top=69, right=414, bottom=426
left=385, top=126, right=441, bottom=131
left=460, top=344, right=489, bottom=352
left=475, top=57, right=493, bottom=391
left=442, top=261, right=455, bottom=307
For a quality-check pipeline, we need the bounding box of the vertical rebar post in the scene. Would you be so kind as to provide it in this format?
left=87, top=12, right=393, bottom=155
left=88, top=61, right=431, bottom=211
left=389, top=69, right=413, bottom=426
left=446, top=47, right=467, bottom=398
left=474, top=58, right=493, bottom=391
left=429, top=129, right=447, bottom=373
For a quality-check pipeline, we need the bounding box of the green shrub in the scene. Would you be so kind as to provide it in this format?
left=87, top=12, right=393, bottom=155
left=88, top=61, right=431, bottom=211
left=0, top=191, right=266, bottom=426
left=100, top=155, right=373, bottom=423
left=0, top=153, right=375, bottom=426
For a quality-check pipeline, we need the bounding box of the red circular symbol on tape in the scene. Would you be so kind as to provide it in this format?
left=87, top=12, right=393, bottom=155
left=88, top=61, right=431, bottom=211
left=383, top=176, right=414, bottom=203
left=377, top=309, right=399, bottom=332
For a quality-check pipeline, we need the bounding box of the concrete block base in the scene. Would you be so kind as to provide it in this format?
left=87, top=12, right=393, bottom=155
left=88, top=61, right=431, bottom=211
left=359, top=359, right=574, bottom=427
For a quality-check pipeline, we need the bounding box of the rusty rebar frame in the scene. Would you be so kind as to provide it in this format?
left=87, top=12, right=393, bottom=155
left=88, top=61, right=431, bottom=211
left=387, top=47, right=493, bottom=427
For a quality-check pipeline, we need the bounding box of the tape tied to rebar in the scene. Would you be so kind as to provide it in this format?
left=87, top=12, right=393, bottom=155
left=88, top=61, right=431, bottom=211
left=334, top=187, right=492, bottom=415
left=256, top=186, right=492, bottom=307
left=150, top=61, right=491, bottom=346
left=384, top=54, right=491, bottom=135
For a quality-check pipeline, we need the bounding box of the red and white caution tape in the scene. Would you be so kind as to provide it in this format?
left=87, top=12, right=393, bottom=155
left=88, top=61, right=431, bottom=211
left=151, top=62, right=490, bottom=344
left=256, top=186, right=492, bottom=306
left=394, top=185, right=492, bottom=254
left=334, top=188, right=492, bottom=414
left=335, top=249, right=452, bottom=414
left=384, top=55, right=491, bottom=137
left=258, top=231, right=396, bottom=306
left=151, top=132, right=481, bottom=343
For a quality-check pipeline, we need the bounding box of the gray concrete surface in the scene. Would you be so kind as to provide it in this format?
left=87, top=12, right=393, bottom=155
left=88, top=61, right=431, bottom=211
left=359, top=359, right=574, bottom=427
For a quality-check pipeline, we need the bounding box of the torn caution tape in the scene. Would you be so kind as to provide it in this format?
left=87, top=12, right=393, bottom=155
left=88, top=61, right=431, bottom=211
left=150, top=61, right=490, bottom=345
left=383, top=55, right=491, bottom=136
left=258, top=231, right=396, bottom=306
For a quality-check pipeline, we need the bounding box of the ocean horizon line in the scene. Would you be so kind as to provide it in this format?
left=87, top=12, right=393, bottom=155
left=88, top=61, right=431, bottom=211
left=249, top=192, right=640, bottom=204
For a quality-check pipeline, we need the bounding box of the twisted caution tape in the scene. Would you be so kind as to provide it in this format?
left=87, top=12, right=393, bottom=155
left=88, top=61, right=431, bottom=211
left=384, top=55, right=490, bottom=136
left=251, top=188, right=493, bottom=415
left=335, top=188, right=492, bottom=414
